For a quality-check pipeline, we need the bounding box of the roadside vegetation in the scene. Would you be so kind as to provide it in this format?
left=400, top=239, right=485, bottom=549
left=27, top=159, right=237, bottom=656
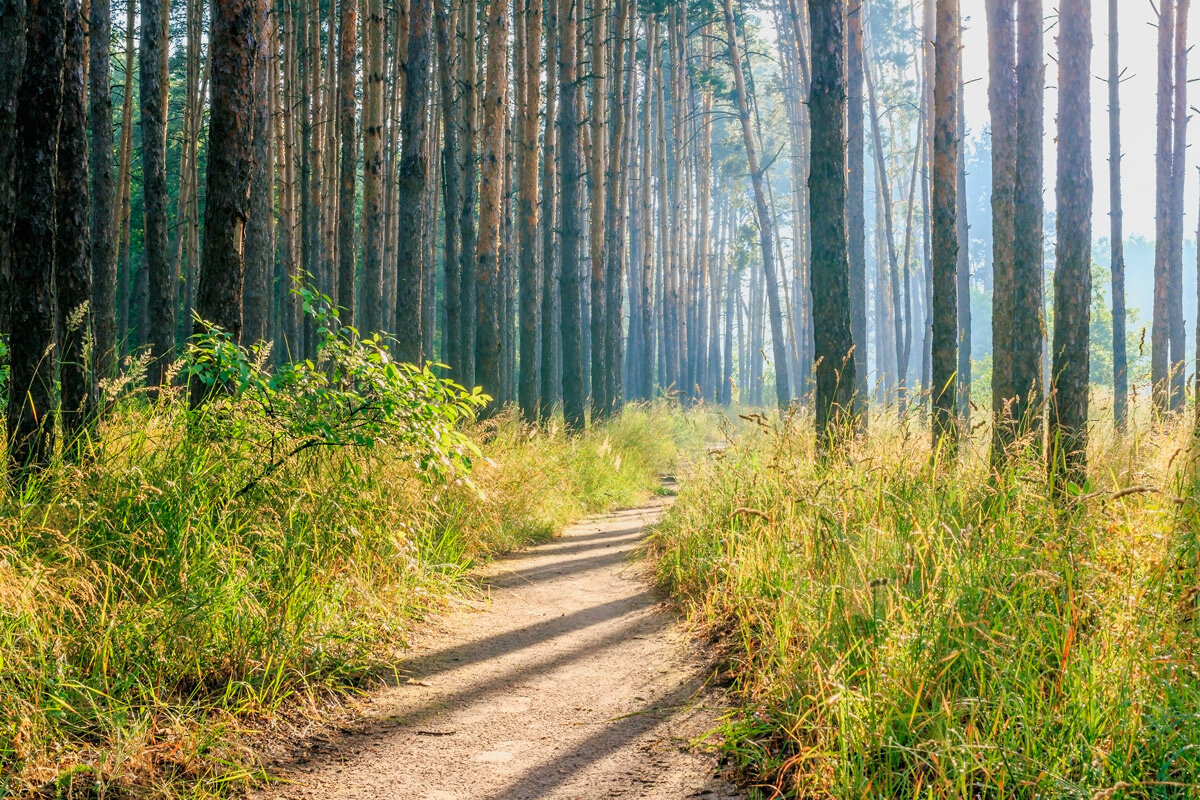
left=0, top=318, right=706, bottom=798
left=650, top=404, right=1200, bottom=799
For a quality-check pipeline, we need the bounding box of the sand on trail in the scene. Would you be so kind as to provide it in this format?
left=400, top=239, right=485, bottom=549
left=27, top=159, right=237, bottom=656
left=259, top=493, right=746, bottom=800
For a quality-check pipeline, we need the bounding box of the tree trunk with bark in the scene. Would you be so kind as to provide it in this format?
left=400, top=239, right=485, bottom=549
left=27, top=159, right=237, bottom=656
left=955, top=52, right=970, bottom=419
left=1153, top=2, right=1173, bottom=412
left=807, top=0, right=856, bottom=440
left=517, top=0, right=542, bottom=420
left=88, top=0, right=115, bottom=377
left=1049, top=0, right=1092, bottom=489
left=473, top=0, right=508, bottom=406
left=0, top=0, right=25, bottom=345
left=1169, top=0, right=1189, bottom=410
left=436, top=0, right=460, bottom=368
left=8, top=0, right=64, bottom=477
left=931, top=0, right=959, bottom=447
left=1011, top=0, right=1043, bottom=442
left=846, top=0, right=867, bottom=406
left=244, top=0, right=274, bottom=344
left=587, top=0, right=608, bottom=417
left=58, top=0, right=94, bottom=450
left=986, top=0, right=1017, bottom=461
left=142, top=0, right=172, bottom=384
left=395, top=0, right=434, bottom=363
left=603, top=0, right=630, bottom=415
left=559, top=0, right=585, bottom=429
left=360, top=0, right=385, bottom=335
left=335, top=0, right=358, bottom=327
left=1109, top=0, right=1127, bottom=430
left=539, top=0, right=559, bottom=418
left=192, top=0, right=256, bottom=406
left=115, top=0, right=133, bottom=348
left=457, top=0, right=479, bottom=385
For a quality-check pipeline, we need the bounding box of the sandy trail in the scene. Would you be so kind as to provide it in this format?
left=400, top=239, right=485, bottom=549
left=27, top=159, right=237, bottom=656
left=260, top=493, right=744, bottom=800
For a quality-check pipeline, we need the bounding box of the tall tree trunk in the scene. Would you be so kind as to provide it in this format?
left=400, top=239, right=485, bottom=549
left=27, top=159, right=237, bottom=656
left=59, top=0, right=94, bottom=449
left=724, top=0, right=791, bottom=409
left=986, top=0, right=1017, bottom=461
left=322, top=2, right=339, bottom=310
left=437, top=0, right=461, bottom=369
left=722, top=205, right=735, bottom=405
left=0, top=0, right=25, bottom=346
left=8, top=0, right=64, bottom=476
left=517, top=0, right=542, bottom=420
left=708, top=186, right=724, bottom=401
left=807, top=0, right=855, bottom=442
left=1170, top=0, right=1190, bottom=410
left=1010, top=0, right=1044, bottom=439
left=277, top=0, right=301, bottom=358
left=88, top=0, right=115, bottom=378
left=603, top=0, right=630, bottom=415
left=654, top=20, right=669, bottom=392
left=539, top=0, right=559, bottom=418
left=423, top=100, right=438, bottom=359
left=1109, top=0, right=1127, bottom=430
left=142, top=0, right=172, bottom=383
left=395, top=0, right=433, bottom=362
left=304, top=0, right=326, bottom=350
left=955, top=50, right=970, bottom=420
left=693, top=22, right=713, bottom=402
left=457, top=0, right=479, bottom=385
left=171, top=0, right=202, bottom=347
left=384, top=0, right=409, bottom=332
left=559, top=0, right=585, bottom=429
left=473, top=0, right=508, bottom=405
left=931, top=0, right=959, bottom=447
left=846, top=0, right=867, bottom=406
left=335, top=0, right=358, bottom=327
left=587, top=0, right=608, bottom=416
left=361, top=0, right=385, bottom=334
left=244, top=0, right=274, bottom=344
left=192, top=0, right=256, bottom=405
left=115, top=0, right=133, bottom=349
left=865, top=50, right=905, bottom=406
left=1049, top=0, right=1092, bottom=489
left=640, top=13, right=660, bottom=401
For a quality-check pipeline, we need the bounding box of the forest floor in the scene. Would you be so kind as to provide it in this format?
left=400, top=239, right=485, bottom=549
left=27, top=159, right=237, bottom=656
left=253, top=488, right=745, bottom=800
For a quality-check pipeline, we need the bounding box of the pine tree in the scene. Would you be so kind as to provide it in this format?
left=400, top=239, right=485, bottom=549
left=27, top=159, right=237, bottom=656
left=8, top=0, right=65, bottom=477
left=89, top=0, right=116, bottom=377
left=1049, top=0, right=1092, bottom=489
left=807, top=0, right=855, bottom=443
left=57, top=0, right=95, bottom=451
left=930, top=0, right=959, bottom=447
left=1108, top=0, right=1127, bottom=429
left=192, top=0, right=257, bottom=406
left=395, top=0, right=434, bottom=363
left=142, top=0, right=173, bottom=384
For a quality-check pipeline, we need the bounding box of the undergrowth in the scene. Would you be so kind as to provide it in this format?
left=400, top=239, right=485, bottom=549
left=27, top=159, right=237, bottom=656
left=0, top=397, right=703, bottom=798
left=650, top=405, right=1200, bottom=799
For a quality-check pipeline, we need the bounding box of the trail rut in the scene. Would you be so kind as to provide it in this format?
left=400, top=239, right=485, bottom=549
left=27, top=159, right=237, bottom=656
left=258, top=493, right=745, bottom=800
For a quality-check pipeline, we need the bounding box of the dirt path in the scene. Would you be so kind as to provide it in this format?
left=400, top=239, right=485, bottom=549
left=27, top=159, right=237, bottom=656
left=260, top=493, right=744, bottom=800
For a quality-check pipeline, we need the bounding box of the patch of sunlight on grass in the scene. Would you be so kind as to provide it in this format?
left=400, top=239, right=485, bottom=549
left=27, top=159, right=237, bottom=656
left=0, top=398, right=720, bottom=798
left=648, top=399, right=1200, bottom=799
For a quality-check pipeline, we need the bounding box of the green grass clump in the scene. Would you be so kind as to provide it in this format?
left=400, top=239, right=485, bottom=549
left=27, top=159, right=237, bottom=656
left=0, top=399, right=702, bottom=798
left=649, top=407, right=1200, bottom=799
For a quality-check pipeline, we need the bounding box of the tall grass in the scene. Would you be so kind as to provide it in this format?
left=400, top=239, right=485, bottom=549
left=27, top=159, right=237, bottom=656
left=649, top=404, right=1200, bottom=799
left=0, top=400, right=702, bottom=798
